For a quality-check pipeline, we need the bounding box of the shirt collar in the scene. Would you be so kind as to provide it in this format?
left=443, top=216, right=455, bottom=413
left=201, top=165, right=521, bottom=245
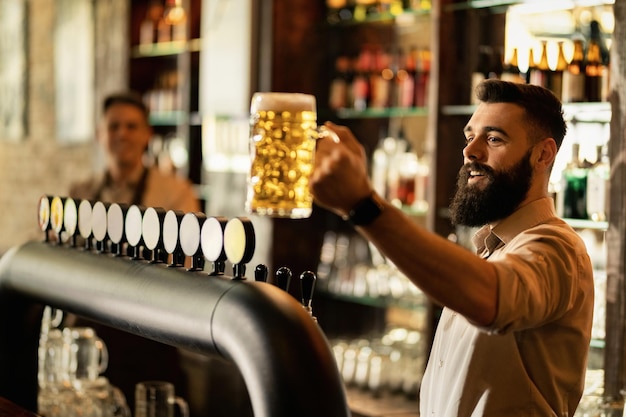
left=471, top=197, right=557, bottom=258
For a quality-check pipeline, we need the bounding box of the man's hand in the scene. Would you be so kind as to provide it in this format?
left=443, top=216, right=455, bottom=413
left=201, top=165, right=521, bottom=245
left=310, top=122, right=373, bottom=218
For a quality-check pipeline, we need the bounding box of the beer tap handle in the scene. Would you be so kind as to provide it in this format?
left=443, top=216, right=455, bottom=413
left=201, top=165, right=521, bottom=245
left=233, top=263, right=246, bottom=280
left=210, top=260, right=226, bottom=276
left=275, top=266, right=292, bottom=292
left=255, top=264, right=269, bottom=282
left=300, top=271, right=317, bottom=321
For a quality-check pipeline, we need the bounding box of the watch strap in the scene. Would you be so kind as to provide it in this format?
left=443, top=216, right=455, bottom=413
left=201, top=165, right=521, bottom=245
left=345, top=193, right=385, bottom=226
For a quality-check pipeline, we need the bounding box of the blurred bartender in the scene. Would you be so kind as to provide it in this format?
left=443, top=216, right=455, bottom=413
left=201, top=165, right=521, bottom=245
left=68, top=91, right=200, bottom=408
left=69, top=91, right=200, bottom=212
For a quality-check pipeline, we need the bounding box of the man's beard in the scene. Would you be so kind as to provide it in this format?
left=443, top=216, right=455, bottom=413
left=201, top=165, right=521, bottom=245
left=449, top=150, right=533, bottom=227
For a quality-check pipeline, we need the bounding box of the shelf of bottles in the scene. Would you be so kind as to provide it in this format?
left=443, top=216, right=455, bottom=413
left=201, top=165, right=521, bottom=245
left=131, top=0, right=198, bottom=126
left=325, top=0, right=432, bottom=120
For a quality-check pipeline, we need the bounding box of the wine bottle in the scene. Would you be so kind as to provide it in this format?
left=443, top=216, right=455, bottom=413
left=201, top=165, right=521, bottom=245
left=500, top=47, right=525, bottom=84
left=585, top=20, right=609, bottom=102
left=395, top=48, right=416, bottom=108
left=329, top=56, right=351, bottom=110
left=528, top=41, right=550, bottom=89
left=561, top=142, right=590, bottom=219
left=549, top=42, right=568, bottom=100
left=470, top=46, right=492, bottom=104
left=414, top=47, right=430, bottom=107
left=586, top=144, right=610, bottom=222
left=584, top=38, right=605, bottom=102
left=561, top=38, right=586, bottom=103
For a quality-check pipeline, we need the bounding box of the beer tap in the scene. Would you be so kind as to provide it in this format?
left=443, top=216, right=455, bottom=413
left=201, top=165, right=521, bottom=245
left=49, top=196, right=66, bottom=245
left=162, top=209, right=186, bottom=267
left=37, top=195, right=52, bottom=243
left=254, top=264, right=268, bottom=282
left=141, top=206, right=167, bottom=263
left=180, top=212, right=207, bottom=271
left=300, top=271, right=317, bottom=322
left=124, top=204, right=145, bottom=260
left=200, top=216, right=228, bottom=276
left=63, top=197, right=79, bottom=248
left=78, top=199, right=95, bottom=251
left=91, top=201, right=111, bottom=253
left=107, top=203, right=128, bottom=257
left=275, top=266, right=292, bottom=292
left=224, top=217, right=256, bottom=280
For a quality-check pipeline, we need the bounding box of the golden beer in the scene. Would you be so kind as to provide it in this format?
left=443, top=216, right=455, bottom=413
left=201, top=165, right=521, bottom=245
left=246, top=92, right=317, bottom=218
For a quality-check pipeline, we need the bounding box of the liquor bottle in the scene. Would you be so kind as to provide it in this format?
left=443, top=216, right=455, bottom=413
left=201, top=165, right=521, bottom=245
left=351, top=47, right=372, bottom=111
left=395, top=48, right=416, bottom=108
left=139, top=1, right=164, bottom=46
left=329, top=56, right=351, bottom=110
left=163, top=0, right=187, bottom=42
left=488, top=47, right=504, bottom=80
left=561, top=38, right=586, bottom=103
left=586, top=144, right=610, bottom=222
left=549, top=42, right=568, bottom=100
left=370, top=48, right=393, bottom=109
left=326, top=0, right=348, bottom=24
left=585, top=20, right=609, bottom=102
left=528, top=41, right=550, bottom=89
left=470, top=46, right=492, bottom=104
left=560, top=142, right=590, bottom=219
left=500, top=47, right=525, bottom=84
left=414, top=47, right=430, bottom=107
left=584, top=38, right=605, bottom=102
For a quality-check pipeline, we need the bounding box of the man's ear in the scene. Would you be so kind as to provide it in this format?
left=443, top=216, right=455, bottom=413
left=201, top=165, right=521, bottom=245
left=535, top=137, right=558, bottom=172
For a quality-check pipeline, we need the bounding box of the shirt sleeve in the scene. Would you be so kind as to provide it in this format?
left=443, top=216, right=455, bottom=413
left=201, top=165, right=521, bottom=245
left=482, top=225, right=590, bottom=335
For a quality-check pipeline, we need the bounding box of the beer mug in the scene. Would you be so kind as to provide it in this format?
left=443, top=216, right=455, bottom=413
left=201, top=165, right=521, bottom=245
left=246, top=92, right=335, bottom=219
left=63, top=327, right=109, bottom=381
left=135, top=381, right=189, bottom=417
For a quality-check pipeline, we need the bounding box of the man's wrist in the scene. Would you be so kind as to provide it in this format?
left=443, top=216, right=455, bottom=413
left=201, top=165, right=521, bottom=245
left=343, top=192, right=385, bottom=226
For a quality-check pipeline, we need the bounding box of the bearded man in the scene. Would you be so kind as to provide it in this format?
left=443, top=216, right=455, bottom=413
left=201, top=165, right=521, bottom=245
left=310, top=79, right=594, bottom=416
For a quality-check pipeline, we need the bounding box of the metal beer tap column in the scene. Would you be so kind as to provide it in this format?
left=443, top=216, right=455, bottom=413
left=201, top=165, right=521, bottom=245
left=0, top=196, right=351, bottom=417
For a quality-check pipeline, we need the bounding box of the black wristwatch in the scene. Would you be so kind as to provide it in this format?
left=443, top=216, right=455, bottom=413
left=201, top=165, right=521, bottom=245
left=345, top=192, right=385, bottom=226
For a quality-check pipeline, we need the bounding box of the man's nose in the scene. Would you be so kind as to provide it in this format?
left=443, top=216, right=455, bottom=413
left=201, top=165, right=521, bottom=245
left=463, top=139, right=484, bottom=162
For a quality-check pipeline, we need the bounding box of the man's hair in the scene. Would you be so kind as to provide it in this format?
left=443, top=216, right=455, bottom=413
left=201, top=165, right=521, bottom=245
left=102, top=91, right=150, bottom=124
left=475, top=79, right=567, bottom=150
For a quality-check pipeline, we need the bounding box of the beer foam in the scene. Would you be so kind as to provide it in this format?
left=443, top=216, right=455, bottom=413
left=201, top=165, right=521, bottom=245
left=251, top=92, right=316, bottom=113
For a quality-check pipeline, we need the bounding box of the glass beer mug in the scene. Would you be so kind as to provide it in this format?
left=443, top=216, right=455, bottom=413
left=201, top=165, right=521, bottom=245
left=246, top=92, right=335, bottom=219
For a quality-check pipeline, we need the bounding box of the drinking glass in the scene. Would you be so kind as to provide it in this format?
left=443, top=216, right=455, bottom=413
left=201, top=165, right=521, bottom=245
left=246, top=92, right=335, bottom=219
left=135, top=381, right=189, bottom=417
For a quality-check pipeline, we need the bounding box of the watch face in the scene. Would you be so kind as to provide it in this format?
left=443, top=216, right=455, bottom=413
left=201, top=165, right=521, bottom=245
left=224, top=217, right=255, bottom=265
left=38, top=195, right=51, bottom=232
left=125, top=205, right=144, bottom=247
left=200, top=216, right=228, bottom=262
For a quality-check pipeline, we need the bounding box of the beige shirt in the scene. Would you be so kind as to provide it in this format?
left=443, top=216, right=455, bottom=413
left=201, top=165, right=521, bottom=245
left=69, top=165, right=201, bottom=213
left=420, top=198, right=594, bottom=416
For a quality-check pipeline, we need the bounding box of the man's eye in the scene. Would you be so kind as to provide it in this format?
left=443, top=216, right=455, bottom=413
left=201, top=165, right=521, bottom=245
left=487, top=136, right=501, bottom=143
left=464, top=137, right=473, bottom=146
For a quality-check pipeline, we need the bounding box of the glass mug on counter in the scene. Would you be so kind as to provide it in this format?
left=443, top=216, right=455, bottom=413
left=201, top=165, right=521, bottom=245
left=135, top=381, right=189, bottom=417
left=246, top=92, right=337, bottom=219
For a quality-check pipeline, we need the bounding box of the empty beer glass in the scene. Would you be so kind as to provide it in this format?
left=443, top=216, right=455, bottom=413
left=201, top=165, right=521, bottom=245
left=135, top=381, right=189, bottom=417
left=246, top=92, right=334, bottom=219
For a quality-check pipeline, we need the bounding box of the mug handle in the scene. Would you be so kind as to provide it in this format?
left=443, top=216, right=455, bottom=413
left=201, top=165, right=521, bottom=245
left=174, top=396, right=189, bottom=417
left=95, top=337, right=109, bottom=374
left=317, top=125, right=340, bottom=143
